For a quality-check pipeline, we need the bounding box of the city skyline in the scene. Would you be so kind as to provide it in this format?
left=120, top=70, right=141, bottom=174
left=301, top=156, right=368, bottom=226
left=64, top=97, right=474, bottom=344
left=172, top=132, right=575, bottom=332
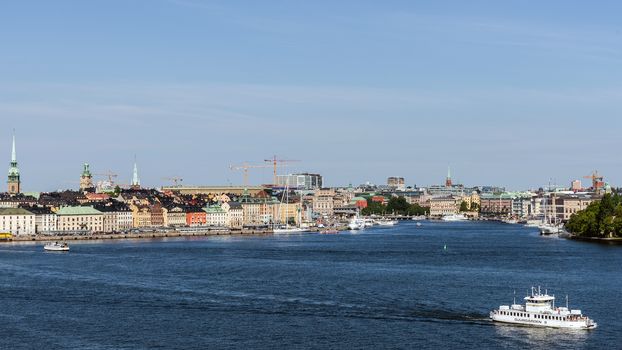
left=3, top=132, right=602, bottom=192
left=2, top=1, right=622, bottom=190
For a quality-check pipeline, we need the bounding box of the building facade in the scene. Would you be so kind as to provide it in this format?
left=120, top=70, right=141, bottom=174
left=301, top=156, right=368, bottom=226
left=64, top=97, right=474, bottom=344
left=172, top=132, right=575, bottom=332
left=0, top=208, right=35, bottom=235
left=56, top=206, right=104, bottom=233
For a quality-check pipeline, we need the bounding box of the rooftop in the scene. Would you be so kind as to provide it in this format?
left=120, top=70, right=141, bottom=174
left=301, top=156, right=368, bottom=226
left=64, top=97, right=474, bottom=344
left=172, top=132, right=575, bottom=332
left=0, top=208, right=33, bottom=216
left=55, top=206, right=103, bottom=216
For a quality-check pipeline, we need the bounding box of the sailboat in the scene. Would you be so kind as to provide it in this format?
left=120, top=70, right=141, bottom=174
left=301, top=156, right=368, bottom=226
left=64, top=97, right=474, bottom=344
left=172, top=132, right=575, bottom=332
left=273, top=185, right=308, bottom=234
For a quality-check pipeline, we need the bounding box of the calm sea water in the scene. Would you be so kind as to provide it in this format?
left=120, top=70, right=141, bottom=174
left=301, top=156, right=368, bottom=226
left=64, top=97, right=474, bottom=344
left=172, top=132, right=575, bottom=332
left=0, top=221, right=619, bottom=349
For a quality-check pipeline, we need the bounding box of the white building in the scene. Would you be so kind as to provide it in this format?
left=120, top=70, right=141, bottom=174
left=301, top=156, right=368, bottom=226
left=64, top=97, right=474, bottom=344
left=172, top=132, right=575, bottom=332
left=0, top=208, right=36, bottom=236
left=204, top=205, right=229, bottom=227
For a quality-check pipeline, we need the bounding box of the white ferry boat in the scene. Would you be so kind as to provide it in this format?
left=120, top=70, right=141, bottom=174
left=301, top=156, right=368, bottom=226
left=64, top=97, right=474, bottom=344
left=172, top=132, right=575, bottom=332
left=441, top=213, right=467, bottom=222
left=44, top=242, right=70, bottom=252
left=490, top=287, right=597, bottom=330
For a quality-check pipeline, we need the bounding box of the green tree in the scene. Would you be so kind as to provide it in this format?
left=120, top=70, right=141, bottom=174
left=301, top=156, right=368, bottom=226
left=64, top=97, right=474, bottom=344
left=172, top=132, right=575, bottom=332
left=470, top=202, right=479, bottom=211
left=459, top=201, right=469, bottom=212
left=387, top=196, right=410, bottom=215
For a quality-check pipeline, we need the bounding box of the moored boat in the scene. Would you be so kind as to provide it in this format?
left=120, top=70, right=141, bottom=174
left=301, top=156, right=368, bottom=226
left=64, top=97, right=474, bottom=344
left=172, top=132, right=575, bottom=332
left=320, top=229, right=339, bottom=234
left=441, top=214, right=467, bottom=222
left=490, top=287, right=597, bottom=330
left=44, top=242, right=70, bottom=252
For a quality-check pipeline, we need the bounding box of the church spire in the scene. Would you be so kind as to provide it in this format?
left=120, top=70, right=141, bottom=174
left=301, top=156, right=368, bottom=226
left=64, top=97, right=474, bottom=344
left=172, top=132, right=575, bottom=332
left=7, top=131, right=21, bottom=194
left=131, top=156, right=140, bottom=189
left=445, top=166, right=453, bottom=187
left=11, top=133, right=16, bottom=163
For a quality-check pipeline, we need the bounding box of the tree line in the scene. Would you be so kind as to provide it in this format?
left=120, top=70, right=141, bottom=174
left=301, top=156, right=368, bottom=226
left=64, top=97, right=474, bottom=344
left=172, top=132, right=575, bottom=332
left=566, top=193, right=622, bottom=238
left=361, top=196, right=429, bottom=216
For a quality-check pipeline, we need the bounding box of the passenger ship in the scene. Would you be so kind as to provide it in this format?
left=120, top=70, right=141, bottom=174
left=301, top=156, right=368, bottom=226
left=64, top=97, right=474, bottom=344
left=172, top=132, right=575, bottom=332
left=490, top=287, right=597, bottom=330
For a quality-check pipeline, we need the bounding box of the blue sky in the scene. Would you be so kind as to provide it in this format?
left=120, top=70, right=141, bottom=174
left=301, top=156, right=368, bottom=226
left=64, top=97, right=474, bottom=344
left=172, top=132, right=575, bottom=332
left=1, top=0, right=621, bottom=191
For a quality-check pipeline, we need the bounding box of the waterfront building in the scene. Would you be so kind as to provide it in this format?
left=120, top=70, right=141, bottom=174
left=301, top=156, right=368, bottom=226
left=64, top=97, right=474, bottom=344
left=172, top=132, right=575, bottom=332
left=276, top=200, right=302, bottom=225
left=26, top=206, right=58, bottom=234
left=276, top=173, right=323, bottom=190
left=571, top=180, right=583, bottom=192
left=479, top=194, right=513, bottom=216
left=203, top=204, right=228, bottom=227
left=7, top=134, right=20, bottom=194
left=130, top=204, right=152, bottom=228
left=545, top=193, right=600, bottom=222
left=150, top=202, right=164, bottom=227
left=80, top=163, right=94, bottom=191
left=387, top=177, right=406, bottom=191
left=460, top=192, right=481, bottom=210
left=93, top=202, right=132, bottom=232
left=222, top=201, right=243, bottom=228
left=429, top=196, right=460, bottom=217
left=312, top=188, right=336, bottom=217
left=56, top=206, right=103, bottom=233
left=238, top=190, right=279, bottom=225
left=0, top=208, right=35, bottom=235
left=186, top=207, right=207, bottom=226
left=163, top=206, right=187, bottom=227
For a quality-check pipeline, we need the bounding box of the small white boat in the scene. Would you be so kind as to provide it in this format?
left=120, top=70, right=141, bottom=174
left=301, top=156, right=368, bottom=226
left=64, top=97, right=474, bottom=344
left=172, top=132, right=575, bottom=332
left=273, top=227, right=308, bottom=234
left=348, top=217, right=365, bottom=230
left=441, top=214, right=468, bottom=222
left=539, top=223, right=562, bottom=235
left=44, top=242, right=70, bottom=252
left=377, top=220, right=398, bottom=226
left=490, top=287, right=597, bottom=330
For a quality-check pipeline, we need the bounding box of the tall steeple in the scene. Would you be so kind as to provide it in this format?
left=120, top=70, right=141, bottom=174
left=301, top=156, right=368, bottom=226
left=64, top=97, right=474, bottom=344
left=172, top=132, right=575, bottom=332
left=445, top=166, right=453, bottom=187
left=11, top=134, right=16, bottom=163
left=7, top=131, right=21, bottom=194
left=80, top=163, right=94, bottom=191
left=131, top=156, right=140, bottom=189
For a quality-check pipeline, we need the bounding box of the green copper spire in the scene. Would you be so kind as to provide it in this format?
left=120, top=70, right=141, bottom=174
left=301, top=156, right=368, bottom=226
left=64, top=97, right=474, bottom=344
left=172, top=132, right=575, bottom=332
left=82, top=163, right=92, bottom=177
left=8, top=133, right=19, bottom=178
left=7, top=131, right=20, bottom=194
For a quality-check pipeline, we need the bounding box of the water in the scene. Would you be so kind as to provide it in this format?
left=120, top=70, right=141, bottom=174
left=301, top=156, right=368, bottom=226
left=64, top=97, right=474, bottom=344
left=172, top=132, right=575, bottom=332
left=0, top=221, right=619, bottom=349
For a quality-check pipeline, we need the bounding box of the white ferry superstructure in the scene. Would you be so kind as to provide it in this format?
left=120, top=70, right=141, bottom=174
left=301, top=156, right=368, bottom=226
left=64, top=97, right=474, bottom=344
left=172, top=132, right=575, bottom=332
left=490, top=287, right=597, bottom=330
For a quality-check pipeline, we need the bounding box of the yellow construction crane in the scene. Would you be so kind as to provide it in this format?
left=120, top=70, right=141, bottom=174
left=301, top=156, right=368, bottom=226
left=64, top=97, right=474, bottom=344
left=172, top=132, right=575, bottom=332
left=264, top=156, right=300, bottom=185
left=229, top=163, right=271, bottom=186
left=163, top=177, right=184, bottom=187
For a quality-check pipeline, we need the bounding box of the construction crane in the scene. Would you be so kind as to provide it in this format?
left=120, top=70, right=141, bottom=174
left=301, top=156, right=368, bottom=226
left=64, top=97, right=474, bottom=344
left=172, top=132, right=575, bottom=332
left=93, top=171, right=118, bottom=186
left=264, top=156, right=301, bottom=185
left=163, top=177, right=184, bottom=187
left=583, top=171, right=605, bottom=192
left=229, top=163, right=271, bottom=186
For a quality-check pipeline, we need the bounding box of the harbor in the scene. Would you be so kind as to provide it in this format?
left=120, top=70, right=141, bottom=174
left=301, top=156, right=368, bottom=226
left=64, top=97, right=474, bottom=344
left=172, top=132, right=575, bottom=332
left=0, top=221, right=617, bottom=349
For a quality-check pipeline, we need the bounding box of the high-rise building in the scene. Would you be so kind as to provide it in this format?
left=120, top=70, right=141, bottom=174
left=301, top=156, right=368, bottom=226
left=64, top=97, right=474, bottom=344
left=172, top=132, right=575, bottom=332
left=387, top=177, right=405, bottom=191
left=80, top=163, right=94, bottom=191
left=7, top=134, right=20, bottom=194
left=276, top=173, right=322, bottom=190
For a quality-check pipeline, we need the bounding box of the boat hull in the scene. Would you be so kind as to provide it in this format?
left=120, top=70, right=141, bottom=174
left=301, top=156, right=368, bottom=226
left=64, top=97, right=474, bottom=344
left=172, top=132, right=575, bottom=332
left=44, top=246, right=69, bottom=252
left=490, top=313, right=597, bottom=330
